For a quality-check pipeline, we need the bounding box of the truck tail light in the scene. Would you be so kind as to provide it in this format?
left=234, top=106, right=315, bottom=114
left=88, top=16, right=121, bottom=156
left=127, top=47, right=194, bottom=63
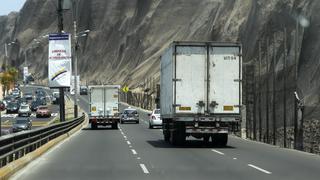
left=91, top=118, right=97, bottom=123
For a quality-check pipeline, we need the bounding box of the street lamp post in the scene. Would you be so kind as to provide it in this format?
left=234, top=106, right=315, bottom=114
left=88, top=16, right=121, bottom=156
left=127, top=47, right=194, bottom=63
left=72, top=0, right=89, bottom=118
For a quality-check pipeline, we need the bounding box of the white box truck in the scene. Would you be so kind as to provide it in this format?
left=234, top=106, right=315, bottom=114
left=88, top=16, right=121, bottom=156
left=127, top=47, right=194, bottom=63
left=160, top=42, right=242, bottom=145
left=89, top=85, right=121, bottom=129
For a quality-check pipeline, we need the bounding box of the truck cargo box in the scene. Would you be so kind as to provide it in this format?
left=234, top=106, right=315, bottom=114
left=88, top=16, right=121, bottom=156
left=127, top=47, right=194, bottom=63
left=160, top=41, right=242, bottom=121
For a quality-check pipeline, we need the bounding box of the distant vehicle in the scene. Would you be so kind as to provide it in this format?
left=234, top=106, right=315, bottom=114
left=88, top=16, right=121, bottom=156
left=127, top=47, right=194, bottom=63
left=80, top=86, right=88, bottom=95
left=35, top=88, right=45, bottom=95
left=12, top=117, right=32, bottom=133
left=160, top=42, right=242, bottom=146
left=18, top=97, right=28, bottom=105
left=51, top=92, right=60, bottom=104
left=3, top=95, right=15, bottom=106
left=24, top=92, right=33, bottom=100
left=18, top=104, right=31, bottom=117
left=6, top=102, right=20, bottom=114
left=0, top=101, right=5, bottom=111
left=31, top=100, right=42, bottom=111
left=120, top=108, right=139, bottom=124
left=35, top=97, right=46, bottom=105
left=89, top=85, right=120, bottom=129
left=36, top=106, right=51, bottom=118
left=11, top=90, right=20, bottom=99
left=148, top=109, right=162, bottom=129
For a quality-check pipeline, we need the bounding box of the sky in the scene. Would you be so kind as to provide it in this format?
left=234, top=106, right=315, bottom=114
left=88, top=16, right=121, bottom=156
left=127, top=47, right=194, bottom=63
left=0, top=0, right=26, bottom=16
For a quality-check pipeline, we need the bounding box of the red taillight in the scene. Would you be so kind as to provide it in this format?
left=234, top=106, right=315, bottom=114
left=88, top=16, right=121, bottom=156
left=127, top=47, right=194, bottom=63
left=91, top=118, right=97, bottom=123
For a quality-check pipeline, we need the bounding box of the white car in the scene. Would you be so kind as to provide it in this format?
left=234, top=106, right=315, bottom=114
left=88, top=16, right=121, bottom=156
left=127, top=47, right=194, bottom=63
left=148, top=109, right=162, bottom=129
left=18, top=104, right=31, bottom=117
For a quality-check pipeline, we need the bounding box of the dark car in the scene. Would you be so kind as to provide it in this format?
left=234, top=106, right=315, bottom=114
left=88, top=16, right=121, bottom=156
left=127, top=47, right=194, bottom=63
left=31, top=100, right=42, bottom=111
left=6, top=102, right=20, bottom=114
left=3, top=95, right=15, bottom=106
left=0, top=101, right=5, bottom=111
left=52, top=92, right=60, bottom=104
left=120, top=108, right=139, bottom=124
left=24, top=92, right=33, bottom=100
left=80, top=86, right=88, bottom=95
left=12, top=117, right=32, bottom=133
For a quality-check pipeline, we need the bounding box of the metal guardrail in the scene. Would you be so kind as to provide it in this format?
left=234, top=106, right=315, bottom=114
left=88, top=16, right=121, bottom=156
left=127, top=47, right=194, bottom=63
left=0, top=115, right=85, bottom=168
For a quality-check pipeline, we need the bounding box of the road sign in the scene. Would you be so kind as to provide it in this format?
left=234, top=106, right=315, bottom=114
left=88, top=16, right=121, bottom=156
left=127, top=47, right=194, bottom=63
left=122, top=86, right=129, bottom=93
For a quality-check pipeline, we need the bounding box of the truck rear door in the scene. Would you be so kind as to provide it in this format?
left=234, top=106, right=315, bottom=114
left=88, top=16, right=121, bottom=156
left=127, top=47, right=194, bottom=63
left=208, top=46, right=241, bottom=115
left=90, top=87, right=105, bottom=117
left=174, top=46, right=207, bottom=114
left=104, top=87, right=119, bottom=116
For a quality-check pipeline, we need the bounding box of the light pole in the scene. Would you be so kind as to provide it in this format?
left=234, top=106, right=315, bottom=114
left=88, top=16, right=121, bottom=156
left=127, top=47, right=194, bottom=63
left=293, top=14, right=309, bottom=150
left=4, top=41, right=16, bottom=71
left=72, top=0, right=89, bottom=117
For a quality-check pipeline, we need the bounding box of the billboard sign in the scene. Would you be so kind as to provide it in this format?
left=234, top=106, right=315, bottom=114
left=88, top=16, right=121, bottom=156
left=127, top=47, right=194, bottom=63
left=23, top=67, right=28, bottom=82
left=48, top=33, right=72, bottom=88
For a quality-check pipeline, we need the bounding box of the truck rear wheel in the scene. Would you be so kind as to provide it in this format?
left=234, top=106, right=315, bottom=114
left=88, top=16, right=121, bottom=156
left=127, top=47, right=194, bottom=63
left=170, top=122, right=185, bottom=145
left=212, top=133, right=228, bottom=146
left=91, top=123, right=97, bottom=130
left=164, top=132, right=170, bottom=141
left=111, top=122, right=118, bottom=129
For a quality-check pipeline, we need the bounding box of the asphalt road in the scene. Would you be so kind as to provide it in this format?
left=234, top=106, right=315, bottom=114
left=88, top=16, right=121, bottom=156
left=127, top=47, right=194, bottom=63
left=1, top=85, right=59, bottom=135
left=10, top=95, right=320, bottom=180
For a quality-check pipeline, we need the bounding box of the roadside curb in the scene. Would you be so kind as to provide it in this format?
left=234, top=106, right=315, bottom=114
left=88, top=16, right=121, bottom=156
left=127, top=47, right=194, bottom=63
left=0, top=115, right=88, bottom=180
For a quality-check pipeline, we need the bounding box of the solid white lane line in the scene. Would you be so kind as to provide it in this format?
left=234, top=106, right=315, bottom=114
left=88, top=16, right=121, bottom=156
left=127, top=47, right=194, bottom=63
left=127, top=141, right=131, bottom=145
left=248, top=164, right=272, bottom=174
left=140, top=164, right=150, bottom=174
left=131, top=149, right=137, bottom=155
left=211, top=149, right=225, bottom=155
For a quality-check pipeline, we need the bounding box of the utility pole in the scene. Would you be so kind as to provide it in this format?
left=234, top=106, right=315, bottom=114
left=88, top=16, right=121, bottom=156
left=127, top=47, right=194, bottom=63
left=258, top=40, right=262, bottom=142
left=283, top=28, right=287, bottom=148
left=253, top=65, right=257, bottom=140
left=272, top=34, right=277, bottom=145
left=294, top=20, right=299, bottom=149
left=58, top=0, right=65, bottom=122
left=73, top=0, right=79, bottom=118
left=266, top=39, right=270, bottom=144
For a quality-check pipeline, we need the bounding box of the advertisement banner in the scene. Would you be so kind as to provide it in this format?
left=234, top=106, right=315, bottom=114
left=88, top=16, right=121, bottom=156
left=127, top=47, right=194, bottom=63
left=48, top=33, right=72, bottom=88
left=23, top=67, right=28, bottom=81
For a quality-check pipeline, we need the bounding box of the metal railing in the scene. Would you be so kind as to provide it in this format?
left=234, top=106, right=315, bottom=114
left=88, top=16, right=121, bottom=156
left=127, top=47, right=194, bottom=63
left=0, top=115, right=85, bottom=168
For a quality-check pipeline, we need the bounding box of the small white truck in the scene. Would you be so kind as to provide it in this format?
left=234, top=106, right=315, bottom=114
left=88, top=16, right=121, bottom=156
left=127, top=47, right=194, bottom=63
left=160, top=41, right=242, bottom=145
left=89, top=85, right=120, bottom=129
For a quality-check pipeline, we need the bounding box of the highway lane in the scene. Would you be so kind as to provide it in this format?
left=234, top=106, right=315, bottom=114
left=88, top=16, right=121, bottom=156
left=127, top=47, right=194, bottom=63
left=1, top=85, right=59, bottom=135
left=10, top=96, right=320, bottom=180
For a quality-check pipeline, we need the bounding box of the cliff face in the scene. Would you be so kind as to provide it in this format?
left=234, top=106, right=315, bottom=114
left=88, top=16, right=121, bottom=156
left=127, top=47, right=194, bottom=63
left=0, top=1, right=319, bottom=106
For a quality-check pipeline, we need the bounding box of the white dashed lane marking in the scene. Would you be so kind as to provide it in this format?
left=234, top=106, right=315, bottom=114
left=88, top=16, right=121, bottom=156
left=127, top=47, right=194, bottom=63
left=131, top=149, right=137, bottom=155
left=127, top=141, right=131, bottom=145
left=248, top=164, right=272, bottom=174
left=139, top=164, right=150, bottom=174
left=211, top=149, right=225, bottom=155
